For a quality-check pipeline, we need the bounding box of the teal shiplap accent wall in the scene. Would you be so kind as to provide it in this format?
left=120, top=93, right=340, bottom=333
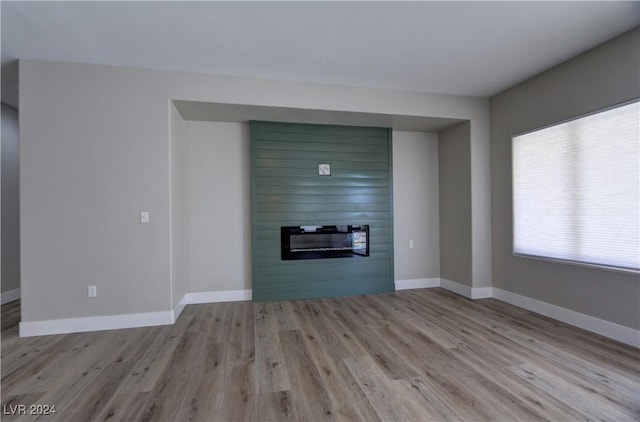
left=251, top=121, right=394, bottom=302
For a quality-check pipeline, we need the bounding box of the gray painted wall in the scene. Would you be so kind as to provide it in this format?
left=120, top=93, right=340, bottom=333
left=20, top=62, right=173, bottom=321
left=490, top=28, right=640, bottom=329
left=183, top=124, right=439, bottom=294
left=392, top=131, right=439, bottom=281
left=1, top=103, right=20, bottom=294
left=170, top=102, right=186, bottom=308
left=470, top=113, right=492, bottom=288
left=438, top=122, right=472, bottom=286
left=186, top=121, right=251, bottom=293
left=18, top=59, right=488, bottom=324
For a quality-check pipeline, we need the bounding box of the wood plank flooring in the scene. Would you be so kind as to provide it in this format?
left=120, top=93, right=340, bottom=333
left=1, top=288, right=639, bottom=421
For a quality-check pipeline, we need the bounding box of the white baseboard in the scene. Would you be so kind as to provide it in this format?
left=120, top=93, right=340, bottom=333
left=1, top=288, right=21, bottom=305
left=18, top=284, right=638, bottom=348
left=19, top=310, right=174, bottom=337
left=470, top=286, right=493, bottom=299
left=394, top=278, right=493, bottom=299
left=18, top=289, right=252, bottom=337
left=184, top=289, right=252, bottom=304
left=439, top=278, right=493, bottom=299
left=433, top=281, right=638, bottom=347
left=172, top=294, right=187, bottom=321
left=395, top=278, right=440, bottom=290
left=493, top=288, right=640, bottom=348
left=439, top=278, right=471, bottom=297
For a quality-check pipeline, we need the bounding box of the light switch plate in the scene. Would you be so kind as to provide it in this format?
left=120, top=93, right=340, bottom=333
left=141, top=211, right=149, bottom=224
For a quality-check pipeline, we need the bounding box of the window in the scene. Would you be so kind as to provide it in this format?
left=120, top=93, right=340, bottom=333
left=512, top=100, right=639, bottom=272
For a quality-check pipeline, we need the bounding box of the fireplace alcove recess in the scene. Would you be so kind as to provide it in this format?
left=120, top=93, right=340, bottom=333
left=281, top=225, right=370, bottom=260
left=251, top=121, right=394, bottom=302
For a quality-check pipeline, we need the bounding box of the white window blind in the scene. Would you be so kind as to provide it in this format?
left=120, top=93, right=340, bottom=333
left=512, top=100, right=639, bottom=272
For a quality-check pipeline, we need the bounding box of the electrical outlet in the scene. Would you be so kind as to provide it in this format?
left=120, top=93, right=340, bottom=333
left=408, top=240, right=414, bottom=249
left=88, top=285, right=97, bottom=298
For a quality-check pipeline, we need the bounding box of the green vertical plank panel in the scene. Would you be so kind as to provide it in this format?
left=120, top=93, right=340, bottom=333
left=251, top=121, right=394, bottom=302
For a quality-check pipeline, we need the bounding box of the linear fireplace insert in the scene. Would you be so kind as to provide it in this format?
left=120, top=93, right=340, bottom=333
left=281, top=225, right=369, bottom=260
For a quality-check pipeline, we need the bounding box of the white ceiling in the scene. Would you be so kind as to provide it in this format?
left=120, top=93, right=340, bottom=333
left=2, top=1, right=639, bottom=109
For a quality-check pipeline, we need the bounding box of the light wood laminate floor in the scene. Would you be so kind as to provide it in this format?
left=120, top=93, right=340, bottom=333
left=1, top=288, right=639, bottom=421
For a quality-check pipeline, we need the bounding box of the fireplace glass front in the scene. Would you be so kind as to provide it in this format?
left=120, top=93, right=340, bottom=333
left=281, top=225, right=369, bottom=260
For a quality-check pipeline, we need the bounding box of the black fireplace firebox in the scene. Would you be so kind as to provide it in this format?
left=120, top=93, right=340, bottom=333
left=281, top=225, right=369, bottom=260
